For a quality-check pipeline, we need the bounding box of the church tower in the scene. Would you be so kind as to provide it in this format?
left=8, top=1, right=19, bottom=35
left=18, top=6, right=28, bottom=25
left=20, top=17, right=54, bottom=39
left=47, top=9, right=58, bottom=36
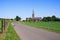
left=32, top=10, right=35, bottom=18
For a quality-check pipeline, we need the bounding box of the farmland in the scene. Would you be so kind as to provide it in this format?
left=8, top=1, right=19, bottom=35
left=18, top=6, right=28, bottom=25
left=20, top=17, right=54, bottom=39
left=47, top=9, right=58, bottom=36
left=20, top=21, right=60, bottom=33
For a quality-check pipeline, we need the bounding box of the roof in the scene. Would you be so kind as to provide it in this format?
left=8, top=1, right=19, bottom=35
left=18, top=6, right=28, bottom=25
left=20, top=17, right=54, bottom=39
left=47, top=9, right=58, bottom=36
left=32, top=17, right=42, bottom=20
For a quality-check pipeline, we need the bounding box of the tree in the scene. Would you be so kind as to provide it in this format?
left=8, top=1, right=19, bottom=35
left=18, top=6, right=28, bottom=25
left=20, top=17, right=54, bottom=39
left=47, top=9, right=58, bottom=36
left=42, top=17, right=51, bottom=21
left=46, top=17, right=51, bottom=21
left=26, top=18, right=28, bottom=21
left=42, top=15, right=60, bottom=22
left=15, top=16, right=21, bottom=21
left=29, top=17, right=32, bottom=22
left=11, top=19, right=13, bottom=20
left=51, top=15, right=56, bottom=21
left=42, top=17, right=47, bottom=21
left=55, top=18, right=60, bottom=21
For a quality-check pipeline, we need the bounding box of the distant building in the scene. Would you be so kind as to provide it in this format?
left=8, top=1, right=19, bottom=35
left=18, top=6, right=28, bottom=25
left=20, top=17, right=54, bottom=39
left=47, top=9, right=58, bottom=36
left=31, top=10, right=42, bottom=22
left=32, top=10, right=35, bottom=18
left=26, top=10, right=42, bottom=22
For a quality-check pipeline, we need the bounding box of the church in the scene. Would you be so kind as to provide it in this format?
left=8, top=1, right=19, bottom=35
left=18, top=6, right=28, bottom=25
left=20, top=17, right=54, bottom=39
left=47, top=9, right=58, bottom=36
left=26, top=10, right=42, bottom=22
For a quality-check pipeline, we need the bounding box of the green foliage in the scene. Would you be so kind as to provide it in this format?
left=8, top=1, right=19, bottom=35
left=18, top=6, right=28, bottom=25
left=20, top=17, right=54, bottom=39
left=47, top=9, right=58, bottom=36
left=51, top=15, right=56, bottom=21
left=11, top=19, right=13, bottom=20
left=20, top=21, right=60, bottom=33
left=42, top=15, right=60, bottom=21
left=5, top=22, right=20, bottom=40
left=0, top=20, right=2, bottom=32
left=15, top=16, right=21, bottom=21
left=0, top=20, right=3, bottom=33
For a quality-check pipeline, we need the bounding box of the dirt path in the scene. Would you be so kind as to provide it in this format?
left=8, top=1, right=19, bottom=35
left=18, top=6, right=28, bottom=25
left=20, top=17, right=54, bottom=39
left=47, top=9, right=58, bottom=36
left=12, top=22, right=60, bottom=40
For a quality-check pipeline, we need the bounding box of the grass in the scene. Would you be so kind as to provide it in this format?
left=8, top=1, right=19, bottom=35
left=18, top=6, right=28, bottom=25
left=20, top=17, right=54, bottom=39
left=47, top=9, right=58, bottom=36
left=0, top=20, right=5, bottom=40
left=0, top=20, right=2, bottom=32
left=5, top=21, right=20, bottom=40
left=20, top=21, right=60, bottom=33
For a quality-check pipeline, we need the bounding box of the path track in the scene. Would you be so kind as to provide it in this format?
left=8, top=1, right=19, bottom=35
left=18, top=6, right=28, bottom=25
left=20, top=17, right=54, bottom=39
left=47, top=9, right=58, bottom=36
left=12, top=22, right=60, bottom=40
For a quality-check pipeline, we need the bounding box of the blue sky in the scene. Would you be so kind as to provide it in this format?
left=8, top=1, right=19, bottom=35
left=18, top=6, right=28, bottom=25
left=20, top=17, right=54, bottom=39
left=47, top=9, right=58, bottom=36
left=0, top=0, right=60, bottom=20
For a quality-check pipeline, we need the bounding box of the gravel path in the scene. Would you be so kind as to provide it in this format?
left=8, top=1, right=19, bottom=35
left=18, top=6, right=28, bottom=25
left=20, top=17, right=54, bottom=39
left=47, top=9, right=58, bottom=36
left=12, top=22, right=60, bottom=40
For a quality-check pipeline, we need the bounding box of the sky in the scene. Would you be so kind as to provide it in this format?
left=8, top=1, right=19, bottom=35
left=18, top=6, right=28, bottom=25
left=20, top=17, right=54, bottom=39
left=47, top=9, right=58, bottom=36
left=0, top=0, right=60, bottom=20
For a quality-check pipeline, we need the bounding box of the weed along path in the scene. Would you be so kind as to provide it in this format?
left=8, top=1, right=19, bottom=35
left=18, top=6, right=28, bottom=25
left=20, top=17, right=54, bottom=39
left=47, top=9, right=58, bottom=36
left=12, top=22, right=60, bottom=40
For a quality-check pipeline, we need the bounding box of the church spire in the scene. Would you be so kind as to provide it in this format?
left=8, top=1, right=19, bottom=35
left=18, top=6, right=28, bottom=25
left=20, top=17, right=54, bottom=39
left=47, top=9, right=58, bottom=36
left=32, top=9, right=35, bottom=18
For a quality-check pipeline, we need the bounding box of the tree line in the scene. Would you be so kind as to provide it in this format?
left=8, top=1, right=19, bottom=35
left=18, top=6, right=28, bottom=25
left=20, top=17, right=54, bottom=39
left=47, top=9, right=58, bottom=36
left=42, top=15, right=60, bottom=22
left=14, top=15, right=60, bottom=22
left=1, top=15, right=59, bottom=22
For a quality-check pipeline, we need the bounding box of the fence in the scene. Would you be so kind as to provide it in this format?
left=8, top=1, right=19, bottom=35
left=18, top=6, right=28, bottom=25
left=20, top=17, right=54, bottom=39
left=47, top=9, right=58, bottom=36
left=0, top=19, right=10, bottom=33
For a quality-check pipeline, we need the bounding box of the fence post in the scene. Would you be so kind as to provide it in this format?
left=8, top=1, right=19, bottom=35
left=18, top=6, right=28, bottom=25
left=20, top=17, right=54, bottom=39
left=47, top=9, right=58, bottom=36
left=0, top=19, right=10, bottom=33
left=1, top=19, right=3, bottom=33
left=4, top=19, right=5, bottom=30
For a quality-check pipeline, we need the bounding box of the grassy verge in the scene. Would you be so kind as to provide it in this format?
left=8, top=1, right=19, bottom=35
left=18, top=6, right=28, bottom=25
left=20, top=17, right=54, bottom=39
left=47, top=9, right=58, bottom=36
left=0, top=20, right=2, bottom=32
left=5, top=22, right=20, bottom=40
left=20, top=21, right=60, bottom=33
left=0, top=20, right=4, bottom=40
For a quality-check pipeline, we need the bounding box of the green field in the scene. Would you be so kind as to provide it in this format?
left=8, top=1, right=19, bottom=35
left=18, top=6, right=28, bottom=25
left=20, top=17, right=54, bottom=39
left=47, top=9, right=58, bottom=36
left=5, top=22, right=20, bottom=40
left=20, top=21, right=60, bottom=33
